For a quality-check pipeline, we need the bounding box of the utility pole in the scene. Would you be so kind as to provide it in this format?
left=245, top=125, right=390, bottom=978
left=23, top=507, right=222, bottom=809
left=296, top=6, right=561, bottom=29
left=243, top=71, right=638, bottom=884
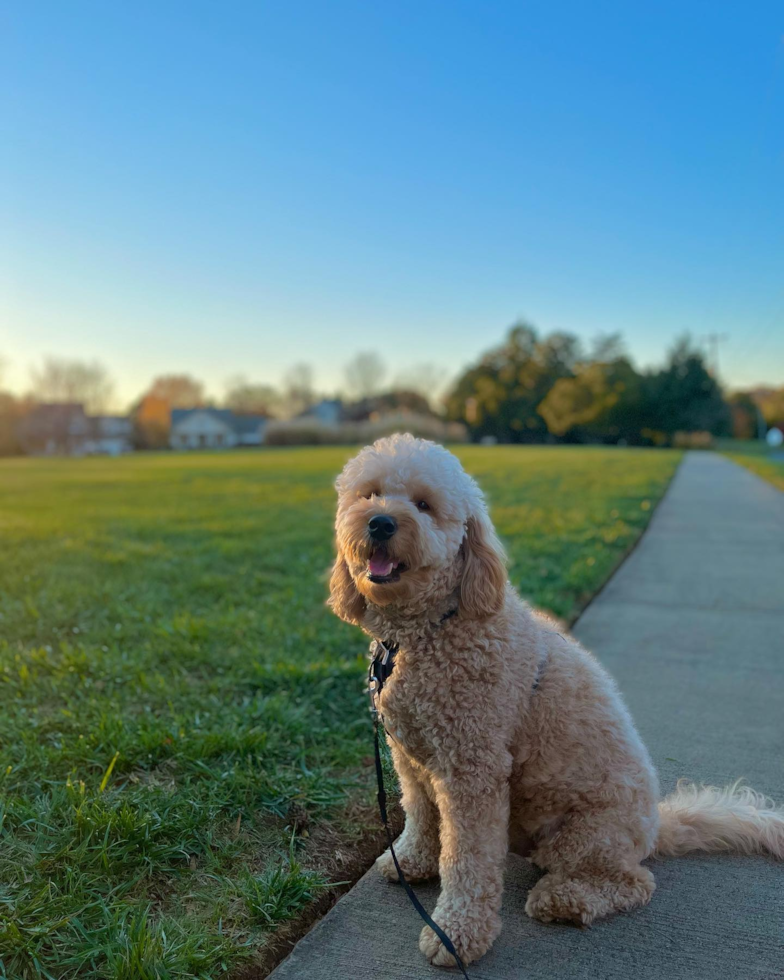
left=701, top=333, right=728, bottom=377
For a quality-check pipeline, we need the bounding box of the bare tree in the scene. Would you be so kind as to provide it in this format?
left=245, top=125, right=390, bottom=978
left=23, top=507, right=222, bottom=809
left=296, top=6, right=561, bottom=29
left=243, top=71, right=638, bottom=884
left=30, top=357, right=115, bottom=414
left=224, top=375, right=280, bottom=416
left=282, top=363, right=315, bottom=417
left=344, top=352, right=386, bottom=400
left=146, top=374, right=206, bottom=409
left=393, top=363, right=447, bottom=407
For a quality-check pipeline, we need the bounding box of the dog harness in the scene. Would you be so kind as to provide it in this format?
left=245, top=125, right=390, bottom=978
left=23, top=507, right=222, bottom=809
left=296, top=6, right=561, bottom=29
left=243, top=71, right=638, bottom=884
left=367, top=612, right=548, bottom=979
left=368, top=607, right=459, bottom=720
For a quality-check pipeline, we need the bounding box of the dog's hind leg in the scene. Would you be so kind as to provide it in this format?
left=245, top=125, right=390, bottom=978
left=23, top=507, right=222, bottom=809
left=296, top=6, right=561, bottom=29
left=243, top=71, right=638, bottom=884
left=524, top=806, right=657, bottom=926
left=525, top=865, right=655, bottom=925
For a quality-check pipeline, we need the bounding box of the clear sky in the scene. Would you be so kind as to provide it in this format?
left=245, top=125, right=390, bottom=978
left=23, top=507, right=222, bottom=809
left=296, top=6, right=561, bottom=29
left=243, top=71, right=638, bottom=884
left=2, top=1, right=782, bottom=409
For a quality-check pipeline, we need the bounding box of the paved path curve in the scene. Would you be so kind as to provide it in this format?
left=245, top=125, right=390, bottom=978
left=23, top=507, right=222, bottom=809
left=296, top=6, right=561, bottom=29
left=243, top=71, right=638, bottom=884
left=270, top=453, right=784, bottom=980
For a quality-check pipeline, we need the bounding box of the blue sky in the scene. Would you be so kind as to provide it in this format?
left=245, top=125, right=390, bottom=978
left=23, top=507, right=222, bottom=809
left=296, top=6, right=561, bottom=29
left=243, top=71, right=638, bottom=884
left=2, top=1, right=782, bottom=407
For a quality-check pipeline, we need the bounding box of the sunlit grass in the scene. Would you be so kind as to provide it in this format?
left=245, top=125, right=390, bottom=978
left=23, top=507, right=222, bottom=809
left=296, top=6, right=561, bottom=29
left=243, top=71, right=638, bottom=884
left=719, top=440, right=784, bottom=493
left=0, top=445, right=680, bottom=978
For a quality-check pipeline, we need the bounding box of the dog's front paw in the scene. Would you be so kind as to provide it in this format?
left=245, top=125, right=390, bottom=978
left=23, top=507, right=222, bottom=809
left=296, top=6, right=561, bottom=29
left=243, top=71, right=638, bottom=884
left=375, top=844, right=439, bottom=883
left=418, top=904, right=501, bottom=967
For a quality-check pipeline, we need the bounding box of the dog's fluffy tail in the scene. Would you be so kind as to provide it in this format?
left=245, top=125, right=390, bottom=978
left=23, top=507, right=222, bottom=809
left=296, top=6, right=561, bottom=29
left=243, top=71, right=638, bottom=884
left=654, top=779, right=784, bottom=858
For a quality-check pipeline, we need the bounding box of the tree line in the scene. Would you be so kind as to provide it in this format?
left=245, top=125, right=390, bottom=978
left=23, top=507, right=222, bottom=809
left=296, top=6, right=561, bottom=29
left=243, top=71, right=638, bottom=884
left=0, top=326, right=781, bottom=454
left=444, top=322, right=748, bottom=446
left=0, top=353, right=446, bottom=453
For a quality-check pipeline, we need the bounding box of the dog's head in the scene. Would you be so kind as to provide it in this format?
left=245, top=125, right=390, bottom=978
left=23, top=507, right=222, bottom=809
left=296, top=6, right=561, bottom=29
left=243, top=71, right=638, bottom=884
left=329, top=434, right=507, bottom=625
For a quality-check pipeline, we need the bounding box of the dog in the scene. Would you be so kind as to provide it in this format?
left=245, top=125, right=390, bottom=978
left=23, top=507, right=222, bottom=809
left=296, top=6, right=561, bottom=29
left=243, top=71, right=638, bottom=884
left=328, top=433, right=784, bottom=967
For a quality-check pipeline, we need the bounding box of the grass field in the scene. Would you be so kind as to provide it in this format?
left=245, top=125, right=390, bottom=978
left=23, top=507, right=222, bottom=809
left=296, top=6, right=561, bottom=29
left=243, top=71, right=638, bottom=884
left=0, top=445, right=681, bottom=979
left=717, top=439, right=784, bottom=493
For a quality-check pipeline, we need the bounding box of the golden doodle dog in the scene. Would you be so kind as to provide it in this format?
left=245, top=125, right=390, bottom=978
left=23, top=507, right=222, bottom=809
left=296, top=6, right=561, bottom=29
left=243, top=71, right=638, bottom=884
left=329, top=434, right=784, bottom=968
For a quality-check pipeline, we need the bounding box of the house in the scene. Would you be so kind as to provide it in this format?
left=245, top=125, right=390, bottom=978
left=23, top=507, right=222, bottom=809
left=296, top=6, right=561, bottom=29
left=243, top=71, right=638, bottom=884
left=229, top=413, right=269, bottom=446
left=17, top=404, right=133, bottom=456
left=298, top=399, right=343, bottom=425
left=83, top=416, right=133, bottom=456
left=17, top=403, right=90, bottom=455
left=169, top=408, right=267, bottom=449
left=16, top=404, right=132, bottom=456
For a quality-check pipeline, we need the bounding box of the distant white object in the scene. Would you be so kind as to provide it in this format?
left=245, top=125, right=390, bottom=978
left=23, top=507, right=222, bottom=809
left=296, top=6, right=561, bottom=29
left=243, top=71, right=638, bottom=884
left=766, top=427, right=783, bottom=448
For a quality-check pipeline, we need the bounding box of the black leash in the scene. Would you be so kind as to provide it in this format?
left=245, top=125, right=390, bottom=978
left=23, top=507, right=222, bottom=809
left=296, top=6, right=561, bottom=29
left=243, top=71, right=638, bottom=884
left=368, top=637, right=470, bottom=978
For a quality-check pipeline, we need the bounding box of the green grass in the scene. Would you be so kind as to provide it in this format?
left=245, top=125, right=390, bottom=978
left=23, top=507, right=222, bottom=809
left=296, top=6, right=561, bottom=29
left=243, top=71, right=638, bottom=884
left=717, top=439, right=784, bottom=493
left=0, top=445, right=681, bottom=978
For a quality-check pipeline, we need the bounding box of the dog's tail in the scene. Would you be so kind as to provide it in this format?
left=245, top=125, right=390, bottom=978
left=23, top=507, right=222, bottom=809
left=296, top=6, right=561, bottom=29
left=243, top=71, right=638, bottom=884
left=654, top=779, right=784, bottom=858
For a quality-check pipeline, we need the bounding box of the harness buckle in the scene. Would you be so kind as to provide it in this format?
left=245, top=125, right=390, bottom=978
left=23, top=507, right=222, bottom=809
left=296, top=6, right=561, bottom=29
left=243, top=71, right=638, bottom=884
left=368, top=664, right=380, bottom=715
left=368, top=638, right=397, bottom=716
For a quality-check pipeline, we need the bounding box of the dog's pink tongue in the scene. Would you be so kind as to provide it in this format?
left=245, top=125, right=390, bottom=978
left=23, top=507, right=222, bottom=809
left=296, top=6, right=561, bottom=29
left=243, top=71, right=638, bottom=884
left=369, top=553, right=397, bottom=577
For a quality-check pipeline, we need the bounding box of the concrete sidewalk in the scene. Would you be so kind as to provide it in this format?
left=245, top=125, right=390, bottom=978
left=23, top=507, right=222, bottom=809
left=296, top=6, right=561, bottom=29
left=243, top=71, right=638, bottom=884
left=270, top=453, right=784, bottom=980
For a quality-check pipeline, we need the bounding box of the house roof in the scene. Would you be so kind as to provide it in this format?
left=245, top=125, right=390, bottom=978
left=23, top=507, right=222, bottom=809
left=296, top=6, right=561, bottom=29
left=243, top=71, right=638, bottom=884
left=232, top=413, right=268, bottom=435
left=17, top=403, right=88, bottom=438
left=171, top=408, right=233, bottom=426
left=297, top=398, right=343, bottom=419
left=170, top=407, right=266, bottom=435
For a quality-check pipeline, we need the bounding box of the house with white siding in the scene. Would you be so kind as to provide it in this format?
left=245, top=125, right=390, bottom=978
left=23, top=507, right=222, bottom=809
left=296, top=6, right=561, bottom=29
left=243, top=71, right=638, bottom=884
left=169, top=409, right=267, bottom=450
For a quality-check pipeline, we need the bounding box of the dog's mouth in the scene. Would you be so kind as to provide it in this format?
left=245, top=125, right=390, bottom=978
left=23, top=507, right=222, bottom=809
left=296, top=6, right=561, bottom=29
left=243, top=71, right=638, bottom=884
left=367, top=549, right=407, bottom=584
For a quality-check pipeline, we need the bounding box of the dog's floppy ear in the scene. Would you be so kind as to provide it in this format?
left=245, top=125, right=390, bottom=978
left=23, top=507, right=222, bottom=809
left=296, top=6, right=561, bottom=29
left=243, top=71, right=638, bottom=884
left=328, top=548, right=366, bottom=625
left=459, top=513, right=507, bottom=620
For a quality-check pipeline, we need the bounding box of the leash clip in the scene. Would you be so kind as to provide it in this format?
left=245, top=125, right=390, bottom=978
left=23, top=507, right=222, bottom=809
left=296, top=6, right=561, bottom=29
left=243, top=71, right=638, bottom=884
left=368, top=640, right=388, bottom=715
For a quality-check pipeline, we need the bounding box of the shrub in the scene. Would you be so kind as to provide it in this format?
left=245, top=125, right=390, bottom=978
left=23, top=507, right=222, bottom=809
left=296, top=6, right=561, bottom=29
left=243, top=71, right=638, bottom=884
left=672, top=430, right=714, bottom=449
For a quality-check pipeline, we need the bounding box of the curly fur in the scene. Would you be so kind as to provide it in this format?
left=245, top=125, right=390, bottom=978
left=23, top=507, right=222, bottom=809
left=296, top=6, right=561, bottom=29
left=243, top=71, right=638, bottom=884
left=329, top=434, right=784, bottom=968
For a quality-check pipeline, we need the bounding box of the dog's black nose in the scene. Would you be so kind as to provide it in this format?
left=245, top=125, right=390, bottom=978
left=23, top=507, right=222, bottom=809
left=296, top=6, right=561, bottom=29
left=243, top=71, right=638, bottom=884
left=368, top=514, right=397, bottom=541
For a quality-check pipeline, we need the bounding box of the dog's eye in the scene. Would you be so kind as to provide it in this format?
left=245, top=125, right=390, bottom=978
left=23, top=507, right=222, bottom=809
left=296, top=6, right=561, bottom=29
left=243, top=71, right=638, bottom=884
left=416, top=500, right=430, bottom=512
left=364, top=490, right=381, bottom=499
